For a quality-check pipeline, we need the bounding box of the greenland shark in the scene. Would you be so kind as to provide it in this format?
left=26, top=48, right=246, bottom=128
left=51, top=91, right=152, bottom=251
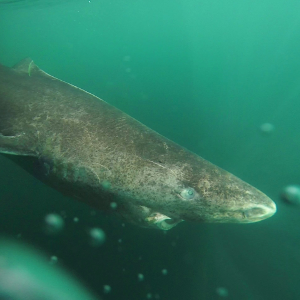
left=0, top=58, right=276, bottom=230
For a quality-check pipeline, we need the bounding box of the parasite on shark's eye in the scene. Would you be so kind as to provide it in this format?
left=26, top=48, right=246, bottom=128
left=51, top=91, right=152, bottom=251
left=180, top=187, right=196, bottom=200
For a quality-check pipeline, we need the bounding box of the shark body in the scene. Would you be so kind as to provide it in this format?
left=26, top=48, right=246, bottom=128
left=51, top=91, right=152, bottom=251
left=0, top=59, right=276, bottom=230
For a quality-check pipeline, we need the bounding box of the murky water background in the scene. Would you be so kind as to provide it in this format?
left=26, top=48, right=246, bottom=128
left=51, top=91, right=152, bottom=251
left=0, top=0, right=300, bottom=299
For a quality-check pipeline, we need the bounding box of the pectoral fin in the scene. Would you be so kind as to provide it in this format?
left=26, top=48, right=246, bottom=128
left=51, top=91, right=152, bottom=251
left=145, top=212, right=183, bottom=230
left=0, top=133, right=36, bottom=156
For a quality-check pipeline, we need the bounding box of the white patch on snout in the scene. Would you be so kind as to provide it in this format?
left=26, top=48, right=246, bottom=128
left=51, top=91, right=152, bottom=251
left=243, top=202, right=277, bottom=222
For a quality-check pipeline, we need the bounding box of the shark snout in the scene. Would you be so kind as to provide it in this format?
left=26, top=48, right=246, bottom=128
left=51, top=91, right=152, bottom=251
left=242, top=199, right=277, bottom=223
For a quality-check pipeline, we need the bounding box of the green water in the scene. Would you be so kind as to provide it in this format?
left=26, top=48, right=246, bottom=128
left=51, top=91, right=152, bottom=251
left=0, top=0, right=300, bottom=299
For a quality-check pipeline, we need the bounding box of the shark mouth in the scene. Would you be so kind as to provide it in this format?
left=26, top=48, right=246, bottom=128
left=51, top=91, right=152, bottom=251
left=145, top=212, right=183, bottom=230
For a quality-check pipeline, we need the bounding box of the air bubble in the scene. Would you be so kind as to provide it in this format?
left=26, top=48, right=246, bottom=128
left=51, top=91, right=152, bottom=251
left=260, top=123, right=274, bottom=135
left=89, top=228, right=106, bottom=246
left=138, top=273, right=144, bottom=281
left=49, top=255, right=58, bottom=265
left=216, top=287, right=229, bottom=297
left=44, top=213, right=64, bottom=234
left=102, top=181, right=111, bottom=190
left=110, top=202, right=117, bottom=209
left=161, top=269, right=168, bottom=275
left=103, top=285, right=111, bottom=294
left=281, top=185, right=300, bottom=205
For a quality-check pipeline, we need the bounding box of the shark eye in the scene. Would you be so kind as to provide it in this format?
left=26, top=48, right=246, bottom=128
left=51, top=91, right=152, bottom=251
left=180, top=187, right=196, bottom=200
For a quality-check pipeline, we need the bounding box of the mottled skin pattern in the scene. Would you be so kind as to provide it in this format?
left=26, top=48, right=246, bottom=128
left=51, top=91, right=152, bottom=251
left=0, top=59, right=276, bottom=230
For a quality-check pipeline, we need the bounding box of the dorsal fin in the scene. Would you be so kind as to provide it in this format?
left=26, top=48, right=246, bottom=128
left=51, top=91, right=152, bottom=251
left=12, top=58, right=52, bottom=79
left=13, top=58, right=39, bottom=76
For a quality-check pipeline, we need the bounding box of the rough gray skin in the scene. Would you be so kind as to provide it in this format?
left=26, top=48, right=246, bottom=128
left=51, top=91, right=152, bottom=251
left=0, top=59, right=276, bottom=230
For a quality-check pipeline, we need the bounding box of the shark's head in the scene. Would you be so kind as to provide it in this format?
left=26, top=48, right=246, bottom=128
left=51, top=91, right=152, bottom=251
left=119, top=148, right=277, bottom=230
